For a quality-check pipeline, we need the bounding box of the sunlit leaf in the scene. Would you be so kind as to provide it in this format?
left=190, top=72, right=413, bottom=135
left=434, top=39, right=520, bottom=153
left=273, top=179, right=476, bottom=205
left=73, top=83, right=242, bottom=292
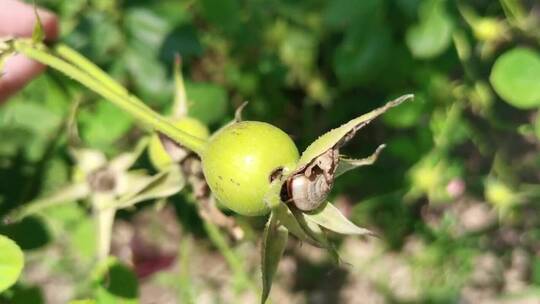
left=261, top=213, right=288, bottom=304
left=304, top=202, right=374, bottom=236
left=490, top=48, right=540, bottom=109
left=406, top=0, right=453, bottom=59
left=335, top=144, right=386, bottom=178
left=79, top=101, right=134, bottom=151
left=69, top=300, right=97, bottom=304
left=296, top=94, right=413, bottom=170
left=0, top=235, right=24, bottom=292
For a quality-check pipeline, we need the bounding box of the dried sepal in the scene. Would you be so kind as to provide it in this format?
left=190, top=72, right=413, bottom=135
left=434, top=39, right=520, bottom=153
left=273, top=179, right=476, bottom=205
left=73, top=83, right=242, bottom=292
left=220, top=101, right=249, bottom=130
left=284, top=149, right=339, bottom=211
left=296, top=94, right=414, bottom=170
left=158, top=133, right=190, bottom=163
left=303, top=202, right=375, bottom=236
left=234, top=101, right=249, bottom=122
left=335, top=144, right=386, bottom=178
left=261, top=213, right=288, bottom=304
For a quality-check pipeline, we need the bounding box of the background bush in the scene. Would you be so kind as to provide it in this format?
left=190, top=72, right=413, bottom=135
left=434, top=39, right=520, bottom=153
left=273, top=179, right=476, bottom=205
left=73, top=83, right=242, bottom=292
left=1, top=0, right=540, bottom=303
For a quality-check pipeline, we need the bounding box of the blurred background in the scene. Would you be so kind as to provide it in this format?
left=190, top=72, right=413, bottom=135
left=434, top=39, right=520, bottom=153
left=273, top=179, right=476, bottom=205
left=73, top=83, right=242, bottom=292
left=1, top=0, right=540, bottom=303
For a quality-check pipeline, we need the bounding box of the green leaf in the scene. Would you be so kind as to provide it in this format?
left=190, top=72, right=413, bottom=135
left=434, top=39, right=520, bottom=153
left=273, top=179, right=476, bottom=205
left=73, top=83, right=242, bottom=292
left=71, top=217, right=97, bottom=262
left=125, top=8, right=170, bottom=55
left=185, top=82, right=228, bottom=125
left=92, top=257, right=138, bottom=304
left=69, top=300, right=97, bottom=304
left=261, top=213, right=288, bottom=304
left=296, top=94, right=413, bottom=170
left=405, top=0, right=453, bottom=59
left=304, top=202, right=374, bottom=236
left=199, top=0, right=241, bottom=34
left=0, top=235, right=24, bottom=293
left=79, top=101, right=134, bottom=151
left=333, top=27, right=393, bottom=86
left=490, top=48, right=540, bottom=109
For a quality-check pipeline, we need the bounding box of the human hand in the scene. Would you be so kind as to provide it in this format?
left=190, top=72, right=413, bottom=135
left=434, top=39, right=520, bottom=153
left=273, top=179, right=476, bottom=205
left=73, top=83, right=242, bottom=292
left=0, top=0, right=58, bottom=103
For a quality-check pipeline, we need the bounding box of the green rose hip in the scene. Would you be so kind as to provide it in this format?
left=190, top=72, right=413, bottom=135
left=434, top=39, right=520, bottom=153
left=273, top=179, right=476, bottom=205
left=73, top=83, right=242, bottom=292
left=202, top=121, right=299, bottom=216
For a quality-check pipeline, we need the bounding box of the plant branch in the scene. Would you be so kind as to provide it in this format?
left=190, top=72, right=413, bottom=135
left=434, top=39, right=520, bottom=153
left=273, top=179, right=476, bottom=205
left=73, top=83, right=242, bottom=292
left=11, top=40, right=207, bottom=155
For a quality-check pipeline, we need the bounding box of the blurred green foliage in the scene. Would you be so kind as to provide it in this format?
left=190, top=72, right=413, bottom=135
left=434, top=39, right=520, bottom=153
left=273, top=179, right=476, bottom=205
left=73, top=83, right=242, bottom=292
left=1, top=0, right=540, bottom=303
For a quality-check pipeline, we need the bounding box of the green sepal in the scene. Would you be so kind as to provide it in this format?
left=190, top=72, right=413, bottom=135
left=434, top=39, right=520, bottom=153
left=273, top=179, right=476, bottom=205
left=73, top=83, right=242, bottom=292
left=335, top=144, right=386, bottom=178
left=31, top=6, right=45, bottom=43
left=274, top=203, right=324, bottom=247
left=304, top=202, right=375, bottom=236
left=113, top=166, right=185, bottom=209
left=296, top=94, right=413, bottom=170
left=263, top=179, right=284, bottom=210
left=261, top=213, right=288, bottom=304
left=172, top=54, right=188, bottom=118
left=292, top=209, right=340, bottom=264
left=7, top=182, right=89, bottom=222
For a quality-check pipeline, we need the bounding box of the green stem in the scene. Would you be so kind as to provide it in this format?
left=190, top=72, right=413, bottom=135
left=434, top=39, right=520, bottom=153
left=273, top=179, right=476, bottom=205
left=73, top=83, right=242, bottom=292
left=54, top=43, right=129, bottom=98
left=13, top=40, right=207, bottom=156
